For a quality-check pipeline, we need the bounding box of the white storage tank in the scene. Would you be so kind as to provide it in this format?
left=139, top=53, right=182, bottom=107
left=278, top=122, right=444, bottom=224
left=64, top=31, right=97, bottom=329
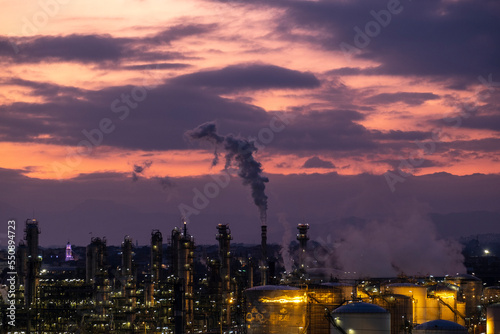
left=487, top=303, right=500, bottom=334
left=413, top=320, right=468, bottom=334
left=331, top=302, right=390, bottom=334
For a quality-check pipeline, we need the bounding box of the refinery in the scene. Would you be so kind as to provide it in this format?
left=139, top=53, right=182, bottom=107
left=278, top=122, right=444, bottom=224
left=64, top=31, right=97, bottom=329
left=1, top=218, right=500, bottom=334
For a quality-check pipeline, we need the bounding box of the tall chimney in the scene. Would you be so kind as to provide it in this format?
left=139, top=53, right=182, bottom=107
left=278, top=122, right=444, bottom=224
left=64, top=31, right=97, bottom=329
left=260, top=225, right=268, bottom=285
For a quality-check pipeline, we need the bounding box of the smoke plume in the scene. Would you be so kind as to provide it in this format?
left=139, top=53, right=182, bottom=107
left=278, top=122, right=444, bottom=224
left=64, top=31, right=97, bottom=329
left=132, top=160, right=153, bottom=181
left=186, top=121, right=269, bottom=224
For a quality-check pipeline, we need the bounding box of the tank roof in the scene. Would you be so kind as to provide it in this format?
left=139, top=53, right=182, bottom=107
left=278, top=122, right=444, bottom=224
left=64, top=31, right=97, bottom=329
left=332, top=302, right=388, bottom=314
left=385, top=283, right=421, bottom=287
left=321, top=282, right=354, bottom=287
left=446, top=274, right=481, bottom=281
left=488, top=303, right=500, bottom=309
left=246, top=285, right=299, bottom=291
left=414, top=320, right=467, bottom=331
left=485, top=286, right=500, bottom=290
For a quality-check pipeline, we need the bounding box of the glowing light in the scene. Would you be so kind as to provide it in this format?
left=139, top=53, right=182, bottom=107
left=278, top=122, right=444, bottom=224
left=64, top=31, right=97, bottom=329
left=484, top=249, right=490, bottom=255
left=259, top=295, right=306, bottom=304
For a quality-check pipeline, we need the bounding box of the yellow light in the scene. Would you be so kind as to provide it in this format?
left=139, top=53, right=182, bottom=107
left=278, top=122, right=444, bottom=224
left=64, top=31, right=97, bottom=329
left=259, top=295, right=306, bottom=304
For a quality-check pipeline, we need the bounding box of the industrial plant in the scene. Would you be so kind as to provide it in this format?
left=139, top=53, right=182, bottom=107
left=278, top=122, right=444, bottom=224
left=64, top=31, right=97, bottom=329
left=1, top=218, right=500, bottom=334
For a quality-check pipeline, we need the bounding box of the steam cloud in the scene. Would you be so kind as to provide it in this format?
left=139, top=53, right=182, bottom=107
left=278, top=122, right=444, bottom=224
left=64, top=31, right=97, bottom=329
left=334, top=214, right=466, bottom=278
left=186, top=121, right=269, bottom=224
left=278, top=214, right=293, bottom=273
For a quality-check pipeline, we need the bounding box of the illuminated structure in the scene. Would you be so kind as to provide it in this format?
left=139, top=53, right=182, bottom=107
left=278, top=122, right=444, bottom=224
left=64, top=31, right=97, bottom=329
left=445, top=274, right=483, bottom=323
left=297, top=223, right=309, bottom=272
left=85, top=237, right=107, bottom=283
left=24, top=218, right=41, bottom=307
left=65, top=241, right=74, bottom=261
left=216, top=224, right=233, bottom=328
left=487, top=303, right=500, bottom=334
left=414, top=320, right=468, bottom=334
left=4, top=218, right=499, bottom=334
left=150, top=229, right=163, bottom=284
left=171, top=222, right=195, bottom=333
left=331, top=302, right=391, bottom=334
left=121, top=235, right=133, bottom=276
left=245, top=285, right=307, bottom=334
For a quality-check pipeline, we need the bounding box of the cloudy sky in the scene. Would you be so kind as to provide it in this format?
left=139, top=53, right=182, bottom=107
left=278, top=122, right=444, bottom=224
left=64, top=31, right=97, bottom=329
left=1, top=0, right=499, bottom=275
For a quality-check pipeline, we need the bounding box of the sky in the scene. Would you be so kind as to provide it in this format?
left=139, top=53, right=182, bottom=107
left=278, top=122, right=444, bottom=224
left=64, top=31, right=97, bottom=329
left=0, top=0, right=499, bottom=276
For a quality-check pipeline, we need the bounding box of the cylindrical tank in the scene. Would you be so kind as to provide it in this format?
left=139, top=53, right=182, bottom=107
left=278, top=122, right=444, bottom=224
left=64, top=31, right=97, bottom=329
left=245, top=285, right=306, bottom=334
left=413, top=320, right=468, bottom=334
left=310, top=284, right=350, bottom=334
left=384, top=283, right=428, bottom=325
left=485, top=287, right=500, bottom=304
left=320, top=282, right=356, bottom=302
left=445, top=274, right=482, bottom=323
left=487, top=303, right=500, bottom=334
left=373, top=294, right=413, bottom=334
left=331, top=302, right=390, bottom=334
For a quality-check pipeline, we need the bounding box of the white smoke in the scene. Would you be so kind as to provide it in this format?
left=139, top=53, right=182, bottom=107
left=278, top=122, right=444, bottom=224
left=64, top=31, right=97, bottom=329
left=278, top=213, right=293, bottom=273
left=334, top=213, right=465, bottom=278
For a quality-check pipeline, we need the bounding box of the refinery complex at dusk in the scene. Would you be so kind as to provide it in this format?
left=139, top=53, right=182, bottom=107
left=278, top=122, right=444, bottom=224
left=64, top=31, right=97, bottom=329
left=1, top=218, right=500, bottom=334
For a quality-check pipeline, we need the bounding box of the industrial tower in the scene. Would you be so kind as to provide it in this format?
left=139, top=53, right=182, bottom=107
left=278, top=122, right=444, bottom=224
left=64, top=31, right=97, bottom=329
left=171, top=221, right=195, bottom=333
left=216, top=224, right=233, bottom=328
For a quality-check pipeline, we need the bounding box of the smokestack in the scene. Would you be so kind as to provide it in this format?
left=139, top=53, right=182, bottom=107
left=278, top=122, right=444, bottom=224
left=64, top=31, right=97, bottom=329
left=260, top=225, right=268, bottom=285
left=297, top=224, right=309, bottom=271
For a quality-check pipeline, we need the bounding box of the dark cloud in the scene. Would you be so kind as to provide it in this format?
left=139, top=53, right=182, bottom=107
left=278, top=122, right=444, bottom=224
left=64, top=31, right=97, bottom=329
left=155, top=176, right=175, bottom=190
left=0, top=23, right=215, bottom=64
left=122, top=62, right=190, bottom=70
left=372, top=130, right=433, bottom=141
left=149, top=24, right=218, bottom=44
left=302, top=156, right=335, bottom=169
left=132, top=160, right=153, bottom=181
left=364, top=92, right=440, bottom=106
left=171, top=63, right=321, bottom=92
left=326, top=67, right=380, bottom=76
left=244, top=0, right=500, bottom=83
left=451, top=115, right=500, bottom=132
left=1, top=34, right=129, bottom=63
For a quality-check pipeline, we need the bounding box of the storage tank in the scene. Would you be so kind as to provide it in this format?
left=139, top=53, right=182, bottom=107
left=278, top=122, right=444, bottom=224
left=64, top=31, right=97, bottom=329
left=320, top=282, right=356, bottom=301
left=427, top=285, right=465, bottom=325
left=384, top=283, right=428, bottom=325
left=487, top=303, right=500, bottom=334
left=309, top=284, right=352, bottom=334
left=485, top=287, right=500, bottom=304
left=331, top=302, right=390, bottom=334
left=413, top=320, right=468, bottom=334
left=245, top=285, right=306, bottom=334
left=445, top=274, right=482, bottom=323
left=373, top=294, right=413, bottom=334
